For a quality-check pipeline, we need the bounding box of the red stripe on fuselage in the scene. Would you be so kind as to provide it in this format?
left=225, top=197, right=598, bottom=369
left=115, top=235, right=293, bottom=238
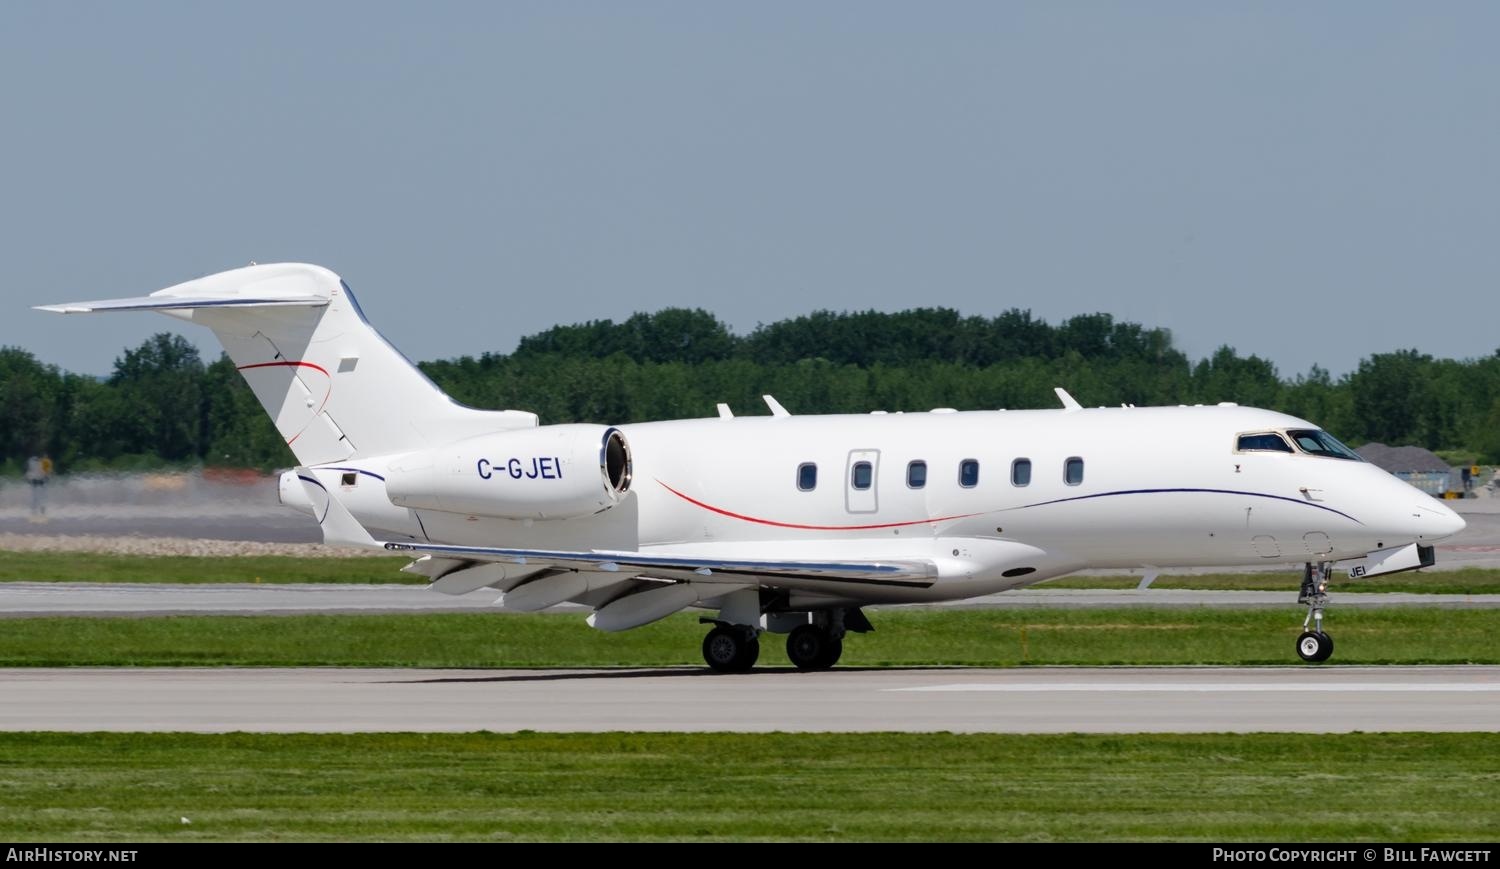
left=656, top=479, right=981, bottom=531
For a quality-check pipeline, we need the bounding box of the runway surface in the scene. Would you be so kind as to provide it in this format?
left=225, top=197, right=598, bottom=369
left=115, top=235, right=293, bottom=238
left=2, top=666, right=1495, bottom=732
left=5, top=582, right=1500, bottom=617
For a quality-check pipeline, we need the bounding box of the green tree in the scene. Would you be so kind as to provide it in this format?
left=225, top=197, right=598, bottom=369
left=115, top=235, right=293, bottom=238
left=1347, top=350, right=1435, bottom=447
left=9, top=310, right=1499, bottom=469
left=1475, top=396, right=1500, bottom=463
left=1281, top=366, right=1357, bottom=442
left=0, top=348, right=61, bottom=464
left=514, top=309, right=736, bottom=364
left=105, top=333, right=206, bottom=461
left=1191, top=346, right=1282, bottom=409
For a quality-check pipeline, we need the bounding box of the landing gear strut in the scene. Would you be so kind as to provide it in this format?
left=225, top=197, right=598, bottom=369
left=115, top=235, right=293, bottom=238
left=1296, top=561, right=1335, bottom=663
left=701, top=623, right=760, bottom=672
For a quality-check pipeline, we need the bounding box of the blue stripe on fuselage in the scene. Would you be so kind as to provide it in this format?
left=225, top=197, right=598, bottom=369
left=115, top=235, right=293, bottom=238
left=1002, top=487, right=1362, bottom=525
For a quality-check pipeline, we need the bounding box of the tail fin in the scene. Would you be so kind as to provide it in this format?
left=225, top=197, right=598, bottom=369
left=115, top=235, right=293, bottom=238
left=39, top=263, right=536, bottom=464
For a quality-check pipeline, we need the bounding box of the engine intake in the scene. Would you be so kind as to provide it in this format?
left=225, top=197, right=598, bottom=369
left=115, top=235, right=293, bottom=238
left=385, top=425, right=632, bottom=520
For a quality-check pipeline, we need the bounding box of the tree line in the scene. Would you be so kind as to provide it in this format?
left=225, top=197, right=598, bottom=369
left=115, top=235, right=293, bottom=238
left=3, top=307, right=1498, bottom=473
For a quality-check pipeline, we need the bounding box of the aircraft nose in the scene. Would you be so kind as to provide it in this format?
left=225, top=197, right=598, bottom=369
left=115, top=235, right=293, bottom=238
left=1410, top=501, right=1466, bottom=541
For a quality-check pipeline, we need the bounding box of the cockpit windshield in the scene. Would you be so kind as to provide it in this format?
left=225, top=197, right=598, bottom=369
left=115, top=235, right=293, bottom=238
left=1285, top=429, right=1363, bottom=461
left=1237, top=432, right=1294, bottom=453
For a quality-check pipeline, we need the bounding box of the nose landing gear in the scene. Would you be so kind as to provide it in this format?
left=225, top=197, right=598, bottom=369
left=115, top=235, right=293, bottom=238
left=1296, top=561, right=1334, bottom=663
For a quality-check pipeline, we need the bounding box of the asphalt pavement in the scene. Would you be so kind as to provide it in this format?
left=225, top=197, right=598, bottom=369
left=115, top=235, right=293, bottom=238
left=1, top=665, right=1493, bottom=732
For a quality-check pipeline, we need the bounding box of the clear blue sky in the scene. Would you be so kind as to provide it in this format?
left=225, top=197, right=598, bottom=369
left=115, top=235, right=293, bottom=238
left=4, top=2, right=1496, bottom=379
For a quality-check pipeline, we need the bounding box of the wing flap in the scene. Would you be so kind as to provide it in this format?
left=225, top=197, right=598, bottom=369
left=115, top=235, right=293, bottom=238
left=384, top=541, right=937, bottom=588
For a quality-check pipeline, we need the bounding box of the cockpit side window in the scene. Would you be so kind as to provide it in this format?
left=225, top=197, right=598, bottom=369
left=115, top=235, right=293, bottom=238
left=1236, top=432, right=1294, bottom=454
left=1286, top=429, right=1363, bottom=461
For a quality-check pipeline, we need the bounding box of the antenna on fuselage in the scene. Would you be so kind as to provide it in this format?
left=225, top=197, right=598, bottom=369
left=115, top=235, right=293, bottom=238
left=762, top=395, right=791, bottom=417
left=716, top=403, right=734, bottom=419
left=1054, top=387, right=1082, bottom=412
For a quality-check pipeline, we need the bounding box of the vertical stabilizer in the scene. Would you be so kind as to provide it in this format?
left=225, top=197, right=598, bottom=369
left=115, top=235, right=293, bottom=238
left=39, top=263, right=537, bottom=464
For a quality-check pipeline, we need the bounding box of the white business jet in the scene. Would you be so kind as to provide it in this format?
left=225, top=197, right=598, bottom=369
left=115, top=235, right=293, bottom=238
left=40, top=264, right=1466, bottom=670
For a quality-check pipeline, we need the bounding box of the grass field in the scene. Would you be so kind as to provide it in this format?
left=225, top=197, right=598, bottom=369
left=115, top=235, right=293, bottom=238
left=3, top=550, right=1499, bottom=593
left=0, top=732, right=1494, bottom=841
left=0, top=552, right=412, bottom=584
left=0, top=607, right=1495, bottom=667
left=1043, top=567, right=1500, bottom=595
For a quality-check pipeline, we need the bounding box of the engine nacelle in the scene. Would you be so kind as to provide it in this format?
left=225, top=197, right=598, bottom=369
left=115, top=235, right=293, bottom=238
left=277, top=469, right=321, bottom=519
left=385, top=425, right=632, bottom=520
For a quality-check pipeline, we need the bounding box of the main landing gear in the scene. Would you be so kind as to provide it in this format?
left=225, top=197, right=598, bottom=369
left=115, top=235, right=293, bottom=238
left=701, top=624, right=759, bottom=672
left=786, top=624, right=843, bottom=670
left=1295, top=561, right=1335, bottom=663
left=699, top=608, right=872, bottom=672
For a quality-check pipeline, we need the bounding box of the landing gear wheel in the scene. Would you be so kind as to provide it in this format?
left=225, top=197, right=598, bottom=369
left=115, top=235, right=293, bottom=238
left=1296, top=631, right=1333, bottom=663
left=787, top=625, right=842, bottom=670
left=821, top=636, right=844, bottom=669
left=702, top=626, right=759, bottom=672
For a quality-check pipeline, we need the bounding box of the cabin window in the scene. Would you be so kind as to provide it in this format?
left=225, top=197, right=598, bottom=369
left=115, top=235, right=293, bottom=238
left=907, top=460, right=927, bottom=489
left=852, top=461, right=873, bottom=490
left=959, top=459, right=980, bottom=488
left=1237, top=432, right=1294, bottom=453
left=797, top=463, right=818, bottom=491
left=1286, top=429, right=1363, bottom=461
left=1011, top=458, right=1032, bottom=486
left=1064, top=457, right=1085, bottom=486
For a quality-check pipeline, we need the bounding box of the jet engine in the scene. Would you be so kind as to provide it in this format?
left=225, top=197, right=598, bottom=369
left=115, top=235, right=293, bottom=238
left=385, top=425, right=632, bottom=520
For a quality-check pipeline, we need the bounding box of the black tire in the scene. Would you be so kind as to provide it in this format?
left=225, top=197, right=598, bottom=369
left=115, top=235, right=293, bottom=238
left=739, top=636, right=761, bottom=670
left=1312, top=632, right=1334, bottom=663
left=819, top=636, right=844, bottom=669
left=787, top=625, right=838, bottom=670
left=703, top=626, right=757, bottom=673
left=1296, top=631, right=1331, bottom=663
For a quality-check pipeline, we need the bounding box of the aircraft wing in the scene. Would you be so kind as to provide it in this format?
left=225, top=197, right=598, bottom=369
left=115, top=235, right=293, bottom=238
left=383, top=541, right=938, bottom=589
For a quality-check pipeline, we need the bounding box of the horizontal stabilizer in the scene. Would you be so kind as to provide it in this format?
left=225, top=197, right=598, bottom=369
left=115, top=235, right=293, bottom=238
left=36, top=294, right=328, bottom=314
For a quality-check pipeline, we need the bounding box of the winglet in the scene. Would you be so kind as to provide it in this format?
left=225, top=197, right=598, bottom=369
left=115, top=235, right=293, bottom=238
left=1054, top=387, right=1082, bottom=412
left=762, top=395, right=791, bottom=417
